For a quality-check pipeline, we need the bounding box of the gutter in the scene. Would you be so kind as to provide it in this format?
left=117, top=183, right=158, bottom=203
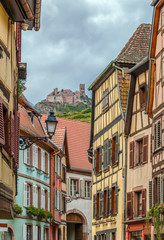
left=127, top=56, right=148, bottom=74
left=115, top=67, right=125, bottom=120
left=19, top=0, right=34, bottom=21
left=34, top=0, right=41, bottom=31
left=123, top=137, right=127, bottom=240
left=113, top=63, right=125, bottom=79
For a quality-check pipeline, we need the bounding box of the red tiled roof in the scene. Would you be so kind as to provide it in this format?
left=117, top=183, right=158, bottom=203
left=19, top=105, right=45, bottom=137
left=41, top=115, right=92, bottom=172
left=116, top=24, right=151, bottom=64
left=51, top=127, right=65, bottom=150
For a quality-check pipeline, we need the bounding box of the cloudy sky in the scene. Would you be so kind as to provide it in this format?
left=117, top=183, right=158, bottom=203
left=22, top=0, right=153, bottom=104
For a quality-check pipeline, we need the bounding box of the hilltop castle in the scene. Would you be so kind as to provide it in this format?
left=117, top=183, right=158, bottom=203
left=46, top=84, right=86, bottom=105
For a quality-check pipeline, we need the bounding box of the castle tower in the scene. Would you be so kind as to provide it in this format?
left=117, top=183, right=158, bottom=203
left=80, top=84, right=85, bottom=97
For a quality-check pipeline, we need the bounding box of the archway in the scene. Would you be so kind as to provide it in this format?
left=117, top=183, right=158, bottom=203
left=67, top=209, right=88, bottom=240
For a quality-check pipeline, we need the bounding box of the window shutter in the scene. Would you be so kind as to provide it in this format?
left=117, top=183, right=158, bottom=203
left=107, top=188, right=111, bottom=216
left=150, top=134, right=152, bottom=162
left=157, top=175, right=161, bottom=204
left=48, top=191, right=50, bottom=212
left=24, top=149, right=27, bottom=164
left=93, top=150, right=96, bottom=174
left=48, top=153, right=50, bottom=175
left=41, top=149, right=45, bottom=172
left=143, top=135, right=148, bottom=164
left=33, top=225, right=35, bottom=239
left=160, top=175, right=164, bottom=203
left=67, top=178, right=70, bottom=196
left=115, top=185, right=118, bottom=214
left=41, top=226, right=43, bottom=240
left=35, top=146, right=38, bottom=168
left=10, top=112, right=14, bottom=156
left=32, top=145, right=35, bottom=167
left=103, top=142, right=107, bottom=170
left=80, top=180, right=85, bottom=198
left=142, top=189, right=146, bottom=217
left=106, top=233, right=110, bottom=240
left=99, top=191, right=103, bottom=217
left=127, top=192, right=133, bottom=219
left=99, top=146, right=102, bottom=172
left=15, top=112, right=20, bottom=168
left=24, top=182, right=27, bottom=207
left=0, top=100, right=5, bottom=145
left=23, top=224, right=27, bottom=239
left=129, top=141, right=134, bottom=168
left=33, top=185, right=35, bottom=207
left=93, top=194, right=96, bottom=219
left=107, top=139, right=112, bottom=166
left=36, top=226, right=38, bottom=240
left=55, top=155, right=58, bottom=173
left=149, top=179, right=153, bottom=209
left=116, top=133, right=119, bottom=164
left=41, top=188, right=44, bottom=209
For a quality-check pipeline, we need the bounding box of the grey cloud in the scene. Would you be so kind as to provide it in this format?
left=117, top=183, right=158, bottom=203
left=22, top=0, right=153, bottom=104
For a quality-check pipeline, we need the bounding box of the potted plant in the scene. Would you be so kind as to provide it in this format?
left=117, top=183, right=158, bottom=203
left=14, top=204, right=23, bottom=215
left=46, top=211, right=53, bottom=219
left=37, top=208, right=46, bottom=220
left=146, top=203, right=164, bottom=240
left=26, top=206, right=38, bottom=217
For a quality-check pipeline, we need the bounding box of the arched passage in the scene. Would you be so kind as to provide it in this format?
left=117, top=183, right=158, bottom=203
left=67, top=209, right=88, bottom=240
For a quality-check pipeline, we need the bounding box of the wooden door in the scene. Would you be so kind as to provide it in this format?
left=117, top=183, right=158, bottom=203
left=75, top=223, right=83, bottom=240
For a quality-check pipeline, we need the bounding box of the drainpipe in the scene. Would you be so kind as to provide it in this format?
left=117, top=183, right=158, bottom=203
left=123, top=136, right=127, bottom=240
left=112, top=63, right=125, bottom=79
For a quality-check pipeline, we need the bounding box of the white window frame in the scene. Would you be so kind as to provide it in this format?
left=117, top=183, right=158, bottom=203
left=85, top=181, right=91, bottom=198
left=70, top=179, right=78, bottom=197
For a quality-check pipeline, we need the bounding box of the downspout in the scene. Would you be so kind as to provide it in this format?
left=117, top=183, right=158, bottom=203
left=115, top=67, right=125, bottom=120
left=112, top=62, right=125, bottom=79
left=123, top=136, right=127, bottom=240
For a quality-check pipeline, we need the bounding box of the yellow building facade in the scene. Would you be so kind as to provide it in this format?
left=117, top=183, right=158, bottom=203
left=88, top=24, right=152, bottom=240
left=0, top=0, right=41, bottom=220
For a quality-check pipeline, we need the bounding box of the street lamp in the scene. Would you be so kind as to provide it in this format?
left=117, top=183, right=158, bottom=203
left=66, top=191, right=79, bottom=203
left=19, top=112, right=58, bottom=150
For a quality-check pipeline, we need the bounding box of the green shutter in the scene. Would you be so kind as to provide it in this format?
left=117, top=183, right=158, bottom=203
left=103, top=142, right=107, bottom=170
left=93, top=150, right=96, bottom=174
left=100, top=191, right=103, bottom=217
left=107, top=188, right=111, bottom=215
left=116, top=133, right=119, bottom=164
left=93, top=194, right=96, bottom=219
left=100, top=146, right=102, bottom=172
left=106, top=233, right=110, bottom=240
left=107, top=139, right=112, bottom=166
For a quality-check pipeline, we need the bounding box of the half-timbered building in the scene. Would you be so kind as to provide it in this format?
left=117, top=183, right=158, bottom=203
left=147, top=0, right=164, bottom=238
left=125, top=54, right=153, bottom=239
left=88, top=24, right=151, bottom=240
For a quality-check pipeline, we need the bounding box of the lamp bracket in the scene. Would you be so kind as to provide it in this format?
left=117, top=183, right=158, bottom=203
left=19, top=136, right=49, bottom=150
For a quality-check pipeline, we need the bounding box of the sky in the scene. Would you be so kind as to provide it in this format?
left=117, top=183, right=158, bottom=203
left=22, top=0, right=153, bottom=104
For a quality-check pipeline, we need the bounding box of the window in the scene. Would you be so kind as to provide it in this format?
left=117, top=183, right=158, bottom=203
left=139, top=84, right=146, bottom=107
left=2, top=105, right=9, bottom=153
left=36, top=226, right=41, bottom=240
left=102, top=89, right=109, bottom=111
left=55, top=155, right=62, bottom=177
left=62, top=195, right=66, bottom=213
left=44, top=228, right=49, bottom=240
left=131, top=231, right=142, bottom=240
left=127, top=189, right=146, bottom=219
left=94, top=147, right=102, bottom=174
left=136, top=139, right=143, bottom=165
left=62, top=165, right=66, bottom=183
left=111, top=232, right=116, bottom=240
left=70, top=179, right=78, bottom=197
left=130, top=136, right=148, bottom=169
left=154, top=120, right=161, bottom=151
left=45, top=152, right=48, bottom=174
left=136, top=191, right=142, bottom=216
left=111, top=185, right=118, bottom=215
left=23, top=224, right=32, bottom=240
left=24, top=182, right=32, bottom=207
left=85, top=181, right=91, bottom=198
left=36, top=186, right=41, bottom=209
left=38, top=148, right=41, bottom=169
left=103, top=189, right=107, bottom=217
left=96, top=193, right=100, bottom=218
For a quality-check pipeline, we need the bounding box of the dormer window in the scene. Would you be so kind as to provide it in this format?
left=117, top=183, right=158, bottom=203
left=27, top=111, right=34, bottom=126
